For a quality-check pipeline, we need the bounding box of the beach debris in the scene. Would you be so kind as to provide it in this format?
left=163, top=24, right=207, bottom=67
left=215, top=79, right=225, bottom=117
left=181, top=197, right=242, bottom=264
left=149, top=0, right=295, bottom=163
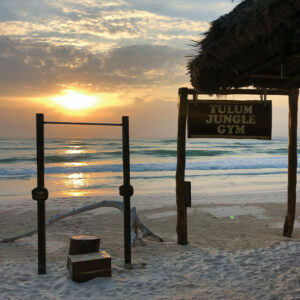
left=1, top=200, right=163, bottom=246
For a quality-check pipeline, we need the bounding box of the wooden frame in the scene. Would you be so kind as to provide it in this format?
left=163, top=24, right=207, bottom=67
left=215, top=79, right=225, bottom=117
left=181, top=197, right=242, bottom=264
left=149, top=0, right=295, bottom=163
left=33, top=114, right=132, bottom=274
left=176, top=87, right=298, bottom=245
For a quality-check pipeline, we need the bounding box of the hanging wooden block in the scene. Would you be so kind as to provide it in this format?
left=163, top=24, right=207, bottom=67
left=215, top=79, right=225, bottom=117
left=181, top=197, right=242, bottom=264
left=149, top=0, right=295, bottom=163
left=185, top=181, right=191, bottom=207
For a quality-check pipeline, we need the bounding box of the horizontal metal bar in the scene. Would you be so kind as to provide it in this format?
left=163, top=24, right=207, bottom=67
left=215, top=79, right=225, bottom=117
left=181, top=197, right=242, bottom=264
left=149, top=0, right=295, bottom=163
left=44, top=121, right=122, bottom=126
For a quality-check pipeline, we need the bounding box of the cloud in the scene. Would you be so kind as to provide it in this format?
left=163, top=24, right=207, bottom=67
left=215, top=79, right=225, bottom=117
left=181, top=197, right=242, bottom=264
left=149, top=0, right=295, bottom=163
left=0, top=38, right=189, bottom=97
left=0, top=1, right=210, bottom=50
left=125, top=0, right=236, bottom=21
left=0, top=0, right=64, bottom=21
left=0, top=13, right=208, bottom=47
left=2, top=0, right=232, bottom=23
left=102, top=44, right=187, bottom=81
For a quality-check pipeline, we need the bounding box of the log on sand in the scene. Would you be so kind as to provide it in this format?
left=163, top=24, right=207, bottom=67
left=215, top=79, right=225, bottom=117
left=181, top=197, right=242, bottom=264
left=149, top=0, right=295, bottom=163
left=1, top=200, right=163, bottom=246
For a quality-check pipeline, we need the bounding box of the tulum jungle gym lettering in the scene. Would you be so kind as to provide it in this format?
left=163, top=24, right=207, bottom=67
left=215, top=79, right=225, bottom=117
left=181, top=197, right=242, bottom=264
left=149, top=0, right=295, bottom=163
left=205, top=103, right=255, bottom=135
left=187, top=100, right=272, bottom=139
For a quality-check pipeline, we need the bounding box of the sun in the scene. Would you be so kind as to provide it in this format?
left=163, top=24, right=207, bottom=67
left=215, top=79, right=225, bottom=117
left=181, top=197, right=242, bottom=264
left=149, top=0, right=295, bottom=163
left=52, top=90, right=96, bottom=111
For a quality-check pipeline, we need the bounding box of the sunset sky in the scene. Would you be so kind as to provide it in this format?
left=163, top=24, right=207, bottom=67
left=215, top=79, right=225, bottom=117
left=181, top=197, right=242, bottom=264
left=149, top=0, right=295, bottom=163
left=0, top=0, right=292, bottom=138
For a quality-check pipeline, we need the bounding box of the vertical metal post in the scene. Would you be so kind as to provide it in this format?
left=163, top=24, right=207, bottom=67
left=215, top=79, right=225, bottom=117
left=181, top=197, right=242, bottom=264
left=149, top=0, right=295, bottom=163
left=122, top=116, right=131, bottom=265
left=36, top=113, right=46, bottom=274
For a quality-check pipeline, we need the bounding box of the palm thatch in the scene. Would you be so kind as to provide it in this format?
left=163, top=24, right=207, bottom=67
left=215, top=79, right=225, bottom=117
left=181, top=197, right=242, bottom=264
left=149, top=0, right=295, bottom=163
left=188, top=0, right=300, bottom=93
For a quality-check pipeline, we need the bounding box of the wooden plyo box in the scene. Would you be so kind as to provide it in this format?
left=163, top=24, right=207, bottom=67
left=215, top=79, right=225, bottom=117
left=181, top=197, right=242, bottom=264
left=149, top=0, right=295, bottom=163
left=68, top=251, right=111, bottom=282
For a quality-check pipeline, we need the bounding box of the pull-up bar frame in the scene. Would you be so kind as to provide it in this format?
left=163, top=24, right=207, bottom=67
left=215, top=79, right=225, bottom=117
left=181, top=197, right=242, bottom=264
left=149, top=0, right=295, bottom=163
left=44, top=121, right=122, bottom=126
left=32, top=114, right=132, bottom=274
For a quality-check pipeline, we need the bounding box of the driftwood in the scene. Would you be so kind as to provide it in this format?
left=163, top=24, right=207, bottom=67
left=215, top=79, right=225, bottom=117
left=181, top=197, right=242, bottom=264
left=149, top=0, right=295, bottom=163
left=1, top=200, right=163, bottom=245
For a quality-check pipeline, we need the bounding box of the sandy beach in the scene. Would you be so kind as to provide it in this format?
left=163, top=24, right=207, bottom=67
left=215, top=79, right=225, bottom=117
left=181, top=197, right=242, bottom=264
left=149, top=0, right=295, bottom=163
left=0, top=191, right=299, bottom=299
left=1, top=0, right=300, bottom=298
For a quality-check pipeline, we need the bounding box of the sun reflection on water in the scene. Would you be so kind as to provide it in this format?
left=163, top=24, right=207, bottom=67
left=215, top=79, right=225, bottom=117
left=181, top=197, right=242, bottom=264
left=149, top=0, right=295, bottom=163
left=65, top=173, right=85, bottom=186
left=64, top=162, right=87, bottom=167
left=62, top=172, right=89, bottom=197
left=66, top=191, right=86, bottom=197
left=68, top=173, right=84, bottom=179
left=65, top=149, right=85, bottom=155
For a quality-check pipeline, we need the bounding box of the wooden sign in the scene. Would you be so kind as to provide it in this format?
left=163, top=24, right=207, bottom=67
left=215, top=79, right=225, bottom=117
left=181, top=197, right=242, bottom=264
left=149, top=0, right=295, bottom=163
left=187, top=100, right=272, bottom=139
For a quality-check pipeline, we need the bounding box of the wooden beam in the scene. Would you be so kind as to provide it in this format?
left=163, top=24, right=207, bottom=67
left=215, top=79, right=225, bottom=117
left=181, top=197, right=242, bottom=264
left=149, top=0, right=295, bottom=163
left=176, top=87, right=188, bottom=245
left=285, top=71, right=300, bottom=88
left=249, top=73, right=289, bottom=80
left=283, top=88, right=299, bottom=237
left=187, top=88, right=289, bottom=96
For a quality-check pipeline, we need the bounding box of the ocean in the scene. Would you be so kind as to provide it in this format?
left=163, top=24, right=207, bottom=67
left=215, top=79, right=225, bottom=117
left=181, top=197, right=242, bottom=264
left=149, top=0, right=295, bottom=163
left=0, top=137, right=296, bottom=207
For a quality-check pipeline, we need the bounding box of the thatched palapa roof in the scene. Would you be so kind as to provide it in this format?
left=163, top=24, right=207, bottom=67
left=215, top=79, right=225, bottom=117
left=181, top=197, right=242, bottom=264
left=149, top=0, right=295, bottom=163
left=188, top=0, right=300, bottom=93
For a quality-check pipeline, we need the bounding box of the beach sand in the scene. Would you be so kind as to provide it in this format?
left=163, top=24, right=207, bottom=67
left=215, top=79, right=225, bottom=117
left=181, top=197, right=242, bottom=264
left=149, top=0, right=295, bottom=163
left=0, top=191, right=299, bottom=299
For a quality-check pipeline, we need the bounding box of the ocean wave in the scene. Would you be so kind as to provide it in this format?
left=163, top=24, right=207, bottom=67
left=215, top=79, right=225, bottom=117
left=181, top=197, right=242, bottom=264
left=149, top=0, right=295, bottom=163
left=0, top=157, right=35, bottom=163
left=0, top=149, right=234, bottom=163
left=101, top=151, right=122, bottom=155
left=47, top=139, right=96, bottom=146
left=154, top=139, right=177, bottom=145
left=0, top=170, right=289, bottom=184
left=79, top=171, right=290, bottom=190
left=103, top=142, right=121, bottom=147
left=45, top=155, right=101, bottom=163
left=264, top=148, right=288, bottom=154
left=1, top=147, right=33, bottom=151
left=0, top=154, right=101, bottom=164
left=80, top=184, right=117, bottom=190
left=0, top=156, right=290, bottom=176
left=132, top=149, right=232, bottom=157
left=0, top=174, right=33, bottom=180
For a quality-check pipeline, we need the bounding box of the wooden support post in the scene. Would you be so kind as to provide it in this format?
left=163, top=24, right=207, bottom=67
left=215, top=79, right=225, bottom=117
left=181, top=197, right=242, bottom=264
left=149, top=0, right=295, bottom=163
left=176, top=88, right=188, bottom=245
left=283, top=89, right=299, bottom=237
left=122, top=116, right=131, bottom=265
left=36, top=113, right=46, bottom=274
